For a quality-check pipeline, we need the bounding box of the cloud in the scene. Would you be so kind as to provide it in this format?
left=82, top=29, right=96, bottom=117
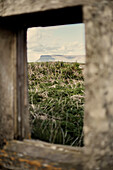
left=27, top=26, right=86, bottom=62
left=27, top=50, right=41, bottom=62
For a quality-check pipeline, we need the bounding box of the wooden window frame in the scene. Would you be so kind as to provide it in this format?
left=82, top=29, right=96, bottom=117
left=15, top=5, right=84, bottom=141
left=0, top=6, right=85, bottom=169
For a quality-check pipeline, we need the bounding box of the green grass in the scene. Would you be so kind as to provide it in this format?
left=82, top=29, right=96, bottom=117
left=28, top=62, right=85, bottom=146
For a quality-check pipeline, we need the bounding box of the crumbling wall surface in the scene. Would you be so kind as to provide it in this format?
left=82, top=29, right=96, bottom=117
left=0, top=0, right=97, bottom=17
left=0, top=27, right=16, bottom=149
left=84, top=0, right=113, bottom=169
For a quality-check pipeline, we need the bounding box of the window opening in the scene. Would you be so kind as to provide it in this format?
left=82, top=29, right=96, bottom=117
left=27, top=24, right=86, bottom=147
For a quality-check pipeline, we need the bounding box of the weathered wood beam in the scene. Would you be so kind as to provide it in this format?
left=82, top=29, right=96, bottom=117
left=0, top=140, right=84, bottom=169
left=0, top=26, right=29, bottom=147
left=16, top=28, right=29, bottom=140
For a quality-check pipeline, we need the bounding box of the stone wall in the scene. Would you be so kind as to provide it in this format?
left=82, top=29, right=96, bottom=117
left=84, top=0, right=113, bottom=169
left=0, top=27, right=16, bottom=148
left=0, top=0, right=113, bottom=169
left=0, top=0, right=93, bottom=17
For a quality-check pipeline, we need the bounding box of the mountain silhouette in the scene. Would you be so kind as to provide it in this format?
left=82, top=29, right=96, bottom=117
left=36, top=55, right=55, bottom=62
left=36, top=55, right=85, bottom=63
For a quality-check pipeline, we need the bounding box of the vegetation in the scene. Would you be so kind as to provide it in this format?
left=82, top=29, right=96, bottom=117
left=28, top=62, right=85, bottom=146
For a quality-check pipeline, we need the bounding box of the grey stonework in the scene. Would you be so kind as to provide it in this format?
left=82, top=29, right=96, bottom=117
left=0, top=27, right=16, bottom=148
left=84, top=1, right=113, bottom=169
left=0, top=0, right=94, bottom=17
left=0, top=0, right=113, bottom=169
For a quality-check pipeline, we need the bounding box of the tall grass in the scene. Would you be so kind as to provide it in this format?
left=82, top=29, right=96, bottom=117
left=28, top=62, right=85, bottom=146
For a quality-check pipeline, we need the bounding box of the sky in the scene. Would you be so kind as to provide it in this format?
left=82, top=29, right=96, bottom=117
left=27, top=24, right=86, bottom=62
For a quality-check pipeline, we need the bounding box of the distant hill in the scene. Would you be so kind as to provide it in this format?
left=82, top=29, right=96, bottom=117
left=36, top=55, right=85, bottom=63
left=36, top=55, right=55, bottom=62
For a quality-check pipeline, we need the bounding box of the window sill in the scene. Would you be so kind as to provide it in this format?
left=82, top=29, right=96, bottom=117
left=0, top=140, right=84, bottom=169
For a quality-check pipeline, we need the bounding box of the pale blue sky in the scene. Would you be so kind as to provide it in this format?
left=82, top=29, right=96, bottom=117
left=53, top=24, right=85, bottom=43
left=27, top=24, right=86, bottom=62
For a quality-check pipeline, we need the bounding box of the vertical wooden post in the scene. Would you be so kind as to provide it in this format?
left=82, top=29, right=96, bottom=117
left=16, top=28, right=29, bottom=140
left=0, top=26, right=29, bottom=147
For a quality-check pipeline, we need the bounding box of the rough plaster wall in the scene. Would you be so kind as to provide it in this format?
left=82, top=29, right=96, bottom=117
left=0, top=0, right=96, bottom=17
left=84, top=0, right=113, bottom=169
left=0, top=28, right=15, bottom=148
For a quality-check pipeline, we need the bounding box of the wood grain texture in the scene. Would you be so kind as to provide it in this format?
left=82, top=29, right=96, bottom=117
left=0, top=140, right=84, bottom=169
left=0, top=27, right=29, bottom=147
left=16, top=28, right=30, bottom=140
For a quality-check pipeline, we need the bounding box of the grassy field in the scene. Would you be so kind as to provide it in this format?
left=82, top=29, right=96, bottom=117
left=28, top=62, right=85, bottom=146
